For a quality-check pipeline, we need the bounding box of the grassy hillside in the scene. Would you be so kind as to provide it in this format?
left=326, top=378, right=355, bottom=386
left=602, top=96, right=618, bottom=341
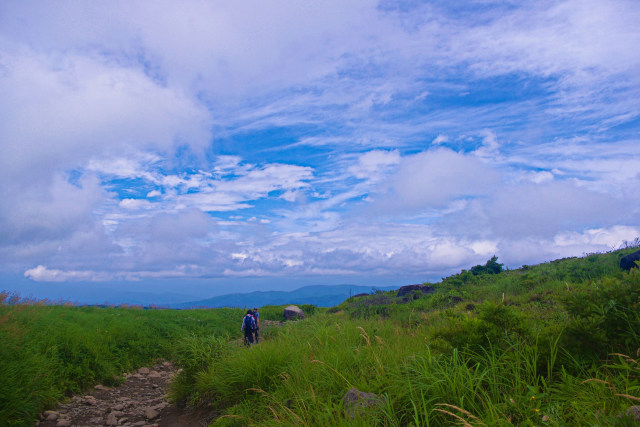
left=169, top=247, right=640, bottom=425
left=1, top=247, right=639, bottom=425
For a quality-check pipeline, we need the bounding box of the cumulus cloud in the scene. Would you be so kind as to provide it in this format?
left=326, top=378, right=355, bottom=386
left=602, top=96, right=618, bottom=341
left=0, top=173, right=104, bottom=246
left=484, top=181, right=628, bottom=239
left=372, top=148, right=501, bottom=212
left=0, top=48, right=212, bottom=181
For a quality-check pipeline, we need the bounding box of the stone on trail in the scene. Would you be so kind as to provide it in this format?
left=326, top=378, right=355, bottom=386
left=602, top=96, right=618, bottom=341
left=105, top=412, right=118, bottom=426
left=44, top=411, right=59, bottom=421
left=144, top=407, right=159, bottom=420
left=138, top=367, right=150, bottom=375
left=55, top=419, right=71, bottom=427
left=148, top=370, right=162, bottom=378
left=283, top=305, right=305, bottom=320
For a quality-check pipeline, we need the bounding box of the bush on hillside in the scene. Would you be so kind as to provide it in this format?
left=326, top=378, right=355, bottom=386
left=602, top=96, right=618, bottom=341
left=471, top=256, right=504, bottom=276
left=561, top=271, right=640, bottom=361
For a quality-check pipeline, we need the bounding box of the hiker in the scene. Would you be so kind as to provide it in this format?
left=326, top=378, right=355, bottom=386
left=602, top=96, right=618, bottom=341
left=252, top=307, right=260, bottom=343
left=241, top=309, right=256, bottom=346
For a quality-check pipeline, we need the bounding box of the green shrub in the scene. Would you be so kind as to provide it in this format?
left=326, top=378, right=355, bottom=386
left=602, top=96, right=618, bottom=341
left=561, top=272, right=640, bottom=361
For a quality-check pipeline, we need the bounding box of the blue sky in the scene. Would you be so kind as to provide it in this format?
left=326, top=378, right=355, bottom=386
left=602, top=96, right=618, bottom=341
left=1, top=0, right=639, bottom=304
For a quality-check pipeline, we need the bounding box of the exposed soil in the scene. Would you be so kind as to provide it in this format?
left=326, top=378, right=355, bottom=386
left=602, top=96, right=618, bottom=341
left=37, top=361, right=217, bottom=427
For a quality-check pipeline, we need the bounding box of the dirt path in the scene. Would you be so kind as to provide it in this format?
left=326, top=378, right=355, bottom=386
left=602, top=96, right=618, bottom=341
left=37, top=361, right=217, bottom=427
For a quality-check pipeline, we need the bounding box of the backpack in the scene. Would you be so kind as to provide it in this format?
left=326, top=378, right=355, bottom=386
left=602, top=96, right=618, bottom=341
left=243, top=315, right=254, bottom=330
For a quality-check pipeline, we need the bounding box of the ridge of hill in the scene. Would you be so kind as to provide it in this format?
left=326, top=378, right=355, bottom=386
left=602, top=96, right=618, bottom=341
left=168, top=284, right=400, bottom=309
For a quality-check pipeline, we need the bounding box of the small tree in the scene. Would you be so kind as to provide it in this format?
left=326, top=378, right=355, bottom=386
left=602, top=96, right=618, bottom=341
left=471, top=256, right=504, bottom=276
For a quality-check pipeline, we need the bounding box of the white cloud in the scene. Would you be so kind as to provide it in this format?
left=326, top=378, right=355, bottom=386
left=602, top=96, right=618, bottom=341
left=25, top=265, right=102, bottom=282
left=0, top=48, right=212, bottom=182
left=485, top=181, right=627, bottom=238
left=119, top=199, right=152, bottom=210
left=0, top=173, right=105, bottom=246
left=377, top=148, right=501, bottom=211
left=432, top=134, right=448, bottom=145
left=348, top=150, right=400, bottom=181
left=473, top=130, right=502, bottom=161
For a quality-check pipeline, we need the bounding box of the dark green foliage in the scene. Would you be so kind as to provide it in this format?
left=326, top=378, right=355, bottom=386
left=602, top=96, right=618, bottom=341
left=435, top=301, right=530, bottom=352
left=471, top=255, right=504, bottom=276
left=561, top=271, right=640, bottom=362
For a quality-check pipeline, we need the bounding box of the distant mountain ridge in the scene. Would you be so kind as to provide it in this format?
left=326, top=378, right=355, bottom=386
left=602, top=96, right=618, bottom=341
left=168, top=284, right=400, bottom=309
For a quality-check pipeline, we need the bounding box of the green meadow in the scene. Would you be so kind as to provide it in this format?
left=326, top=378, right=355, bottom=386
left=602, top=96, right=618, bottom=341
left=2, top=248, right=640, bottom=426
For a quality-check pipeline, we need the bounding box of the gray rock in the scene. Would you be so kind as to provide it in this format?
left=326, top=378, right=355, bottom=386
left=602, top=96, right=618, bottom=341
left=55, top=419, right=71, bottom=427
left=44, top=411, right=59, bottom=421
left=106, top=412, right=118, bottom=426
left=342, top=387, right=385, bottom=418
left=397, top=284, right=435, bottom=298
left=144, top=407, right=159, bottom=420
left=138, top=367, right=150, bottom=375
left=283, top=305, right=305, bottom=320
left=627, top=406, right=640, bottom=420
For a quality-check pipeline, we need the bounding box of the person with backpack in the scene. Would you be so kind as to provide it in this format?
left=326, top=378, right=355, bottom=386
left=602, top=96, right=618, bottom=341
left=241, top=309, right=256, bottom=346
left=252, top=307, right=260, bottom=343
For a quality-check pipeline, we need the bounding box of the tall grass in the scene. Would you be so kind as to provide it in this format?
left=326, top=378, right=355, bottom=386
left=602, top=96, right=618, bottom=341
left=3, top=247, right=639, bottom=425
left=173, top=248, right=640, bottom=425
left=0, top=302, right=245, bottom=426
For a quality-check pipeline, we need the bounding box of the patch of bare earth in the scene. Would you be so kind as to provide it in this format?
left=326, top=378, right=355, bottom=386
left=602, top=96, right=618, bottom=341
left=37, top=361, right=217, bottom=427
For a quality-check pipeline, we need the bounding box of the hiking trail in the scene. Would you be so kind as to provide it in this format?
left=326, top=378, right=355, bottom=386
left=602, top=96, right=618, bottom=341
left=37, top=361, right=216, bottom=427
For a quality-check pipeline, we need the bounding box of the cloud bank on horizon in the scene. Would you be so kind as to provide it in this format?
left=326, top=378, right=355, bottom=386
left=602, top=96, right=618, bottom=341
left=1, top=0, right=639, bottom=291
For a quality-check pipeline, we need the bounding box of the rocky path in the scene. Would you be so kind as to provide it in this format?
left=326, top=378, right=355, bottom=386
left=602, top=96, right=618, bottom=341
left=37, top=361, right=216, bottom=427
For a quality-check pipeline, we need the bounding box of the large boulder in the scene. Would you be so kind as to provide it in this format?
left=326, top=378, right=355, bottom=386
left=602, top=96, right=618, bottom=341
left=620, top=249, right=640, bottom=271
left=283, top=305, right=304, bottom=320
left=342, top=387, right=385, bottom=418
left=397, top=284, right=435, bottom=298
left=351, top=293, right=369, bottom=298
